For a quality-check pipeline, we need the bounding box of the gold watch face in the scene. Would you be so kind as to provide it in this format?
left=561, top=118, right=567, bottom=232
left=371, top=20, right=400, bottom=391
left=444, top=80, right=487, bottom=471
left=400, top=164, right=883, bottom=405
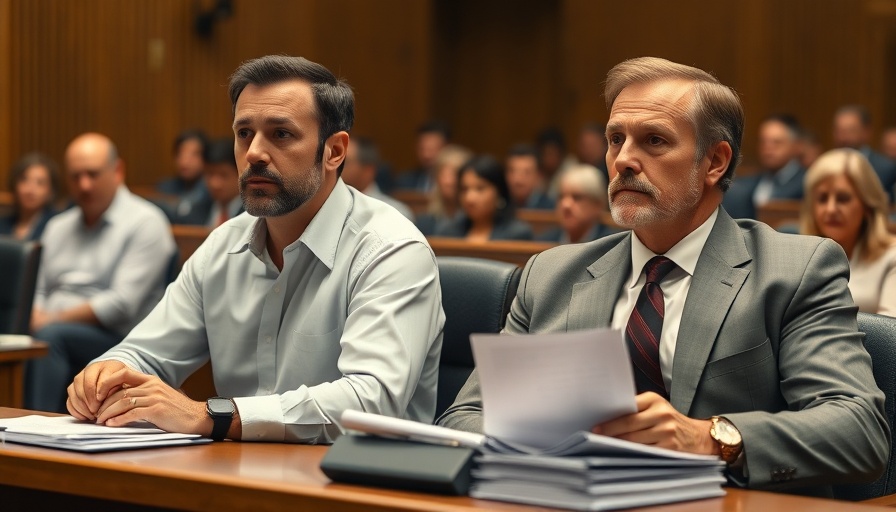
left=712, top=417, right=742, bottom=445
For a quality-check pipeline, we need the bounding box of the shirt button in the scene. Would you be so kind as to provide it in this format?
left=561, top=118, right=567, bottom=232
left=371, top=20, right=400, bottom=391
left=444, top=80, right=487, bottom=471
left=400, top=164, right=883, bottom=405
left=273, top=286, right=281, bottom=293
left=265, top=335, right=273, bottom=343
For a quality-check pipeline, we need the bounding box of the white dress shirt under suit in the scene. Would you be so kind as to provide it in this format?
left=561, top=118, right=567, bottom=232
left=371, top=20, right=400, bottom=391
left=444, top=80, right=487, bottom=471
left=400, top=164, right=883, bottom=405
left=611, top=209, right=718, bottom=392
left=98, top=180, right=445, bottom=443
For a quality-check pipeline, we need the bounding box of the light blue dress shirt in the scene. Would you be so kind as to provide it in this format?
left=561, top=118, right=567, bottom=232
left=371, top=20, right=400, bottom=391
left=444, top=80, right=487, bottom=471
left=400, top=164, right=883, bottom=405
left=98, top=180, right=445, bottom=443
left=35, top=186, right=175, bottom=336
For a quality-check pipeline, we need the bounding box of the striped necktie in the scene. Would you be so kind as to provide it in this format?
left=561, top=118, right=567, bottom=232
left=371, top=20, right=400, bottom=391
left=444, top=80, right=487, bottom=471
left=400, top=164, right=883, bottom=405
left=625, top=256, right=678, bottom=399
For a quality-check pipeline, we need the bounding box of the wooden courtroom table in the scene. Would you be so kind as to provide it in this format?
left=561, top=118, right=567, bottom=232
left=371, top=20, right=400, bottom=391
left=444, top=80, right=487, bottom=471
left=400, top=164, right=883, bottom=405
left=0, top=409, right=889, bottom=512
left=0, top=342, right=48, bottom=408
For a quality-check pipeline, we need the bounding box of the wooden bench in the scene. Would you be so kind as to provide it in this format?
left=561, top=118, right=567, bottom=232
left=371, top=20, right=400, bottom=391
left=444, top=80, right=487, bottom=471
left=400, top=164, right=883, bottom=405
left=427, top=237, right=556, bottom=268
left=390, top=189, right=430, bottom=216
left=0, top=341, right=48, bottom=408
left=516, top=208, right=559, bottom=235
left=171, top=224, right=212, bottom=268
left=757, top=199, right=801, bottom=229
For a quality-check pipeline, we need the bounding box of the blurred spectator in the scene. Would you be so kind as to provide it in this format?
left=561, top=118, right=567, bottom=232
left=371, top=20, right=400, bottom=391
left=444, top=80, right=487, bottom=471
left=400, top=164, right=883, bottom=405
left=158, top=129, right=212, bottom=219
left=881, top=126, right=896, bottom=162
left=0, top=152, right=60, bottom=240
left=342, top=137, right=413, bottom=220
left=832, top=105, right=896, bottom=201
left=535, top=127, right=576, bottom=199
left=800, top=148, right=896, bottom=316
left=415, top=144, right=471, bottom=235
left=395, top=120, right=450, bottom=192
left=434, top=155, right=532, bottom=242
left=723, top=114, right=806, bottom=219
left=575, top=122, right=609, bottom=183
left=799, top=129, right=823, bottom=169
left=26, top=133, right=176, bottom=412
left=505, top=144, right=554, bottom=210
left=538, top=164, right=614, bottom=244
left=172, top=138, right=244, bottom=226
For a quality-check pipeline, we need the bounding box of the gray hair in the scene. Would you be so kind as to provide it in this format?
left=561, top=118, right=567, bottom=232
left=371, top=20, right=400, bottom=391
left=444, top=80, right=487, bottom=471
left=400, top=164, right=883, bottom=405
left=605, top=57, right=744, bottom=192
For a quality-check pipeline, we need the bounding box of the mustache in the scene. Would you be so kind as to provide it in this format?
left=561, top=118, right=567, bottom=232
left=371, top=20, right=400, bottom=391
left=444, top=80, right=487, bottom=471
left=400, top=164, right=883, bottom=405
left=240, top=165, right=284, bottom=188
left=608, top=172, right=657, bottom=198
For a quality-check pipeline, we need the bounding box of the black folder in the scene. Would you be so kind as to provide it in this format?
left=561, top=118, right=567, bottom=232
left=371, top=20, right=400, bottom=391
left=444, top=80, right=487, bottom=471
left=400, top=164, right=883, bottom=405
left=320, top=434, right=476, bottom=495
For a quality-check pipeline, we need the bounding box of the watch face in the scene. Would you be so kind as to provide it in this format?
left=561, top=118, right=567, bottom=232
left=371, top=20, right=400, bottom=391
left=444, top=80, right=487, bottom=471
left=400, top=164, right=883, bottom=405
left=713, top=418, right=742, bottom=445
left=208, top=398, right=235, bottom=415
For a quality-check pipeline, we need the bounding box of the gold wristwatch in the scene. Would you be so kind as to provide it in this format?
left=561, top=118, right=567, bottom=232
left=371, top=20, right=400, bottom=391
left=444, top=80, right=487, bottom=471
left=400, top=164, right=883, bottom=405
left=709, top=416, right=743, bottom=463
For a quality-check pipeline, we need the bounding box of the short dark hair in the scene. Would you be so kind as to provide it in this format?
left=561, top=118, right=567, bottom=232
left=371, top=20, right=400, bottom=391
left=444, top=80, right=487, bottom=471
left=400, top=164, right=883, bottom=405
left=836, top=104, right=872, bottom=127
left=417, top=120, right=452, bottom=141
left=459, top=155, right=515, bottom=225
left=228, top=55, right=355, bottom=169
left=761, top=113, right=802, bottom=140
left=173, top=129, right=208, bottom=156
left=352, top=136, right=380, bottom=167
left=506, top=143, right=539, bottom=161
left=204, top=138, right=237, bottom=169
left=536, top=127, right=566, bottom=151
left=7, top=152, right=61, bottom=210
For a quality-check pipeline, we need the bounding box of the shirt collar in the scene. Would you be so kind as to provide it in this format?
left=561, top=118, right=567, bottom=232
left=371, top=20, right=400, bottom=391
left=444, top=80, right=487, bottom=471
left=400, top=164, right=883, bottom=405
left=628, top=207, right=719, bottom=287
left=82, top=185, right=128, bottom=228
left=226, top=180, right=352, bottom=270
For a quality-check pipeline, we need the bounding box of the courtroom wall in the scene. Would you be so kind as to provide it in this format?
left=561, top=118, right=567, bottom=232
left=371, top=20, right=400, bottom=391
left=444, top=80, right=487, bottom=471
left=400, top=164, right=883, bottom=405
left=1, top=0, right=895, bottom=190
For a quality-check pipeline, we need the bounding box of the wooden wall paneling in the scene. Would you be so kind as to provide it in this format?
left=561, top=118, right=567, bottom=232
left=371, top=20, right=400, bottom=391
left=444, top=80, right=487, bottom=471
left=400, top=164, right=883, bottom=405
left=313, top=0, right=435, bottom=174
left=432, top=0, right=562, bottom=160
left=2, top=0, right=434, bottom=190
left=0, top=0, right=10, bottom=178
left=559, top=0, right=742, bottom=162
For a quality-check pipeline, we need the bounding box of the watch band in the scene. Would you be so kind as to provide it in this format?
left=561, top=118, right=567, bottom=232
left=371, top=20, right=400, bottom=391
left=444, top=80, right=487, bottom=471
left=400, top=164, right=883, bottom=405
left=207, top=397, right=235, bottom=441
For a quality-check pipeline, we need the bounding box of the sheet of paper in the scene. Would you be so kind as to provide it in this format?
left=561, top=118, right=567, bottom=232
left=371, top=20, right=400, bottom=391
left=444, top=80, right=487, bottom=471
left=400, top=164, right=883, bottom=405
left=470, top=327, right=637, bottom=450
left=0, top=334, right=34, bottom=349
left=0, top=415, right=211, bottom=452
left=0, top=415, right=169, bottom=437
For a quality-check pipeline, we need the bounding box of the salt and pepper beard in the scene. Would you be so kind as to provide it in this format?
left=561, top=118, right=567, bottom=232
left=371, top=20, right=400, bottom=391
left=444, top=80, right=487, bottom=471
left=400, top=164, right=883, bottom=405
left=608, top=163, right=703, bottom=229
left=239, top=162, right=323, bottom=217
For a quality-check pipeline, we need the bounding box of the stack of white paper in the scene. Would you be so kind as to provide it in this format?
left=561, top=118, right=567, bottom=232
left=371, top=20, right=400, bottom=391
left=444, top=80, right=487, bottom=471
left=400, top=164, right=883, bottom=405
left=465, top=328, right=727, bottom=510
left=0, top=415, right=212, bottom=452
left=338, top=326, right=729, bottom=511
left=470, top=433, right=725, bottom=511
left=340, top=411, right=726, bottom=511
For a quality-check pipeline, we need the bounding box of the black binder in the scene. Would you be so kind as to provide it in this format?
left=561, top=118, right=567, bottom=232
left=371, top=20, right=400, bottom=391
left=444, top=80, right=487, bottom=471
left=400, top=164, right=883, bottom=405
left=319, top=434, right=476, bottom=495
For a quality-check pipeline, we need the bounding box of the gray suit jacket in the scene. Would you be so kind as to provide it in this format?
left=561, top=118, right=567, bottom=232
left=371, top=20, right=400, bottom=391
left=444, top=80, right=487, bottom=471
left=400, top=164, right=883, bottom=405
left=437, top=208, right=889, bottom=494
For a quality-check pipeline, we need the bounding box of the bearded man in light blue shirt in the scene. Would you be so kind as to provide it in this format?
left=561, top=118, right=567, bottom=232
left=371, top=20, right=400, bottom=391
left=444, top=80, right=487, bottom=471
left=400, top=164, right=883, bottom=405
left=66, top=55, right=445, bottom=443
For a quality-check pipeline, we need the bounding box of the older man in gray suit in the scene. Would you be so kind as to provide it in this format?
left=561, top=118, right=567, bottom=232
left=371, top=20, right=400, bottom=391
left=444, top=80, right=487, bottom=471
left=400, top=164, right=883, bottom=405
left=437, top=57, right=889, bottom=496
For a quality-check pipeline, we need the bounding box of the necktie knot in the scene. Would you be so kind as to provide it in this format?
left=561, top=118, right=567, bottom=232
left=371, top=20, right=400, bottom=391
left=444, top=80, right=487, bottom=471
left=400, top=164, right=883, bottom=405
left=644, top=256, right=677, bottom=285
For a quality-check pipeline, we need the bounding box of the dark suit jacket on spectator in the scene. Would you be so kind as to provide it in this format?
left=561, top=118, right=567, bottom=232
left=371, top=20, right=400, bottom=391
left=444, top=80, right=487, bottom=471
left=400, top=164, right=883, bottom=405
left=861, top=147, right=896, bottom=202
left=722, top=161, right=806, bottom=220
left=0, top=207, right=57, bottom=241
left=433, top=215, right=533, bottom=241
left=394, top=168, right=431, bottom=192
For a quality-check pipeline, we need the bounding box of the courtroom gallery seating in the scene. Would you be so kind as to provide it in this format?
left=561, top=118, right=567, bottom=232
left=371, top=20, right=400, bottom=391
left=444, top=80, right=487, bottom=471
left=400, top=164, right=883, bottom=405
left=833, top=312, right=896, bottom=500
left=0, top=238, right=41, bottom=334
left=435, top=257, right=521, bottom=419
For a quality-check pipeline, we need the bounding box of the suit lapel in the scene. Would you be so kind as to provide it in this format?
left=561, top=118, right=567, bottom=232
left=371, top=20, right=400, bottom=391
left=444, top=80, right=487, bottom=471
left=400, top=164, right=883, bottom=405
left=568, top=235, right=631, bottom=331
left=671, top=210, right=752, bottom=415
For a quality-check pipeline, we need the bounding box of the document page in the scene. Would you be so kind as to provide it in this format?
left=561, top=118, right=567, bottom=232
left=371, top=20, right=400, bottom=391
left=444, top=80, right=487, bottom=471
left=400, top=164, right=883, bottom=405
left=0, top=415, right=211, bottom=452
left=470, top=327, right=637, bottom=450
